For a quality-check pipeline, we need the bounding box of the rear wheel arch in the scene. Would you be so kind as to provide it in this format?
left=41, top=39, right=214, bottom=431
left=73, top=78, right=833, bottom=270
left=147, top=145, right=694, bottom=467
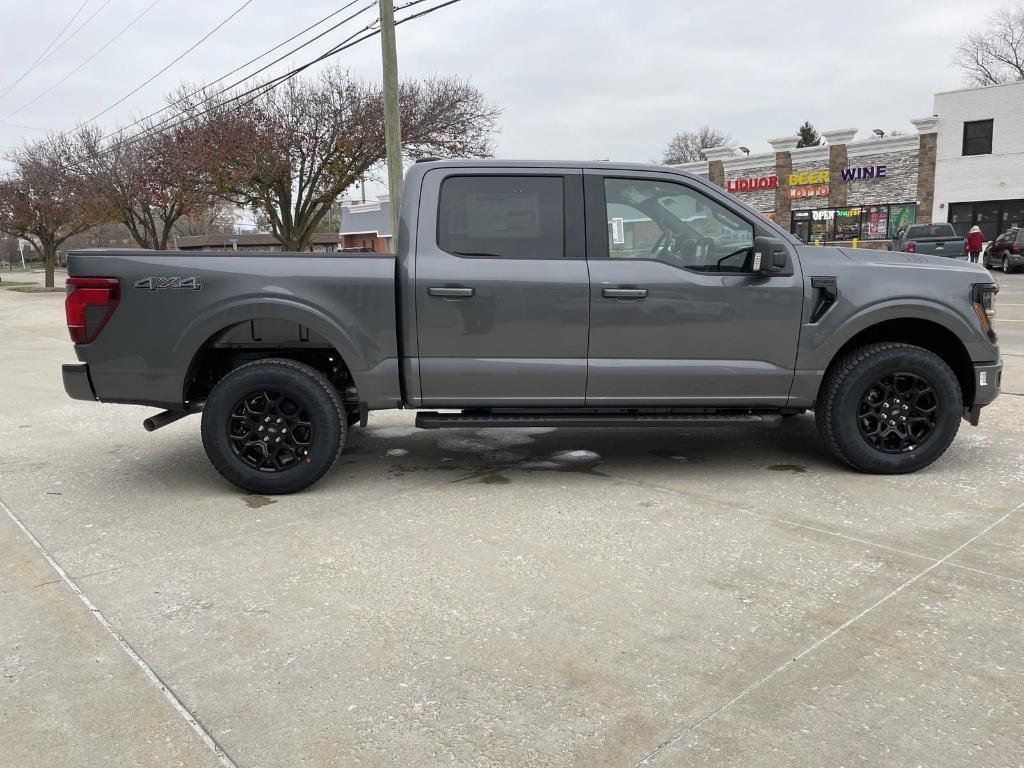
left=182, top=317, right=358, bottom=408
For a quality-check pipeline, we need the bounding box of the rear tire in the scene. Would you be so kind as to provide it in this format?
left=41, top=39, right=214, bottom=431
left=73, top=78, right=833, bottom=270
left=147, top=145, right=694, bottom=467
left=201, top=359, right=346, bottom=494
left=816, top=343, right=961, bottom=474
left=1004, top=255, right=1013, bottom=274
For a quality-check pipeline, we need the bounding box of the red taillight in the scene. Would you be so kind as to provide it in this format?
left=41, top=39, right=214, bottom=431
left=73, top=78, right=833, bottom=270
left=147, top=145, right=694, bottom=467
left=1013, top=243, right=1021, bottom=254
left=65, top=277, right=120, bottom=344
left=906, top=242, right=916, bottom=253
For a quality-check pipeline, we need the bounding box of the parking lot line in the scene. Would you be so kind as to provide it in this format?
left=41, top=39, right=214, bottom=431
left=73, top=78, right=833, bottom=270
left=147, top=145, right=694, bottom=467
left=0, top=497, right=239, bottom=768
left=630, top=501, right=1022, bottom=767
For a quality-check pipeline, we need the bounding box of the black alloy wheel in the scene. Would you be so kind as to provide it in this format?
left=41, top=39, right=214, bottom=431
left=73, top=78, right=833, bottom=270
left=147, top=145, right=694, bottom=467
left=228, top=389, right=314, bottom=472
left=201, top=358, right=346, bottom=494
left=857, top=373, right=938, bottom=453
left=816, top=342, right=961, bottom=474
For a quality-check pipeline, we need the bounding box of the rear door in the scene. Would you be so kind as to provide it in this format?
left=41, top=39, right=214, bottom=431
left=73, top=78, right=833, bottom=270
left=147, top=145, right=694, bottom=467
left=583, top=170, right=803, bottom=406
left=414, top=168, right=590, bottom=406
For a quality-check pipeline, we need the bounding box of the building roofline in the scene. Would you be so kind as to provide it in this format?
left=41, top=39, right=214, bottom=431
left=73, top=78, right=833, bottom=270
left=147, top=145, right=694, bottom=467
left=934, top=80, right=1024, bottom=97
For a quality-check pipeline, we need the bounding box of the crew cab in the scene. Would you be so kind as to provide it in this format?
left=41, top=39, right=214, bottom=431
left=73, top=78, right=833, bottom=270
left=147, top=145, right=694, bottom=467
left=63, top=160, right=1002, bottom=493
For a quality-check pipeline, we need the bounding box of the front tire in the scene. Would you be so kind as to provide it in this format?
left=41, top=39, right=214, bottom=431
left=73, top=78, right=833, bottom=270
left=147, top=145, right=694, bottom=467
left=1004, top=255, right=1013, bottom=274
left=816, top=343, right=961, bottom=474
left=201, top=359, right=346, bottom=494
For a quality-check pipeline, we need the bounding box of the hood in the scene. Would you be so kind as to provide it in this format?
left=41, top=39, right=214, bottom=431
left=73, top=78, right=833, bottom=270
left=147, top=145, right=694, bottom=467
left=836, top=247, right=989, bottom=274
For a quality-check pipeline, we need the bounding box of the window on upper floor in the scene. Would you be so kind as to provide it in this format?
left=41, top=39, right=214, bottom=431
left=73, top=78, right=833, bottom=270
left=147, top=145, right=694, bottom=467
left=962, top=119, right=993, bottom=156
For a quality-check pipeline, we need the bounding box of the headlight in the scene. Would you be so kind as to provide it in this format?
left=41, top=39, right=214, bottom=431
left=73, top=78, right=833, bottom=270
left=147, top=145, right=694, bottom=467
left=972, top=283, right=998, bottom=340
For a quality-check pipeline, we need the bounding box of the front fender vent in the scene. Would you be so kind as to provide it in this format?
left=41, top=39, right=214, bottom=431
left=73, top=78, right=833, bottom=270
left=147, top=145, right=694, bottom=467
left=810, top=276, right=838, bottom=323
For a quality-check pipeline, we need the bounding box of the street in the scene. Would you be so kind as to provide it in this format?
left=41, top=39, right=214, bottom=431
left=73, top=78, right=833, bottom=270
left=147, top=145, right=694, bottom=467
left=1, top=271, right=1023, bottom=768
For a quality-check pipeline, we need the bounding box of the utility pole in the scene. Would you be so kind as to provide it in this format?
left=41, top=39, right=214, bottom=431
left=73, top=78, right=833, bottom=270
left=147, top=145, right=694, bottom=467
left=379, top=0, right=403, bottom=254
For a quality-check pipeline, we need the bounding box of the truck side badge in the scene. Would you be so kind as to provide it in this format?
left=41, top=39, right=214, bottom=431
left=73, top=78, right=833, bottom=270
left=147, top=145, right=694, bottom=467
left=135, top=276, right=202, bottom=291
left=752, top=252, right=762, bottom=271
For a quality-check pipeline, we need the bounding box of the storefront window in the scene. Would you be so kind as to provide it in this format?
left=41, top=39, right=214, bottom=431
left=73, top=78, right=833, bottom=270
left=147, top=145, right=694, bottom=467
left=863, top=205, right=888, bottom=239
left=810, top=209, right=834, bottom=242
left=834, top=207, right=863, bottom=241
left=888, top=204, right=916, bottom=239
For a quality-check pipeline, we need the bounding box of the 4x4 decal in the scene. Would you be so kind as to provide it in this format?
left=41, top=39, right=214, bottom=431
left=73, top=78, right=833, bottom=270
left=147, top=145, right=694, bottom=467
left=134, top=276, right=202, bottom=291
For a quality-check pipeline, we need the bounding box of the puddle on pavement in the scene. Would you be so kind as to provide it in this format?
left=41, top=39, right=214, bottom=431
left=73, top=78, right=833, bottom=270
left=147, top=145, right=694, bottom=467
left=765, top=463, right=808, bottom=474
left=244, top=495, right=278, bottom=509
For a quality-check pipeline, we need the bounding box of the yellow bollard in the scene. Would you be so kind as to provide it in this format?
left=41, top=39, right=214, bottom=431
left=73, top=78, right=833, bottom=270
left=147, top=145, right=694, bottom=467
left=814, top=239, right=820, bottom=247
left=852, top=238, right=858, bottom=249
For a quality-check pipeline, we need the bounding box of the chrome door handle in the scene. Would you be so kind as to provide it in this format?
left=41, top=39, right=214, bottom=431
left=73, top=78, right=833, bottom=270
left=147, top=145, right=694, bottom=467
left=428, top=286, right=475, bottom=298
left=602, top=287, right=648, bottom=299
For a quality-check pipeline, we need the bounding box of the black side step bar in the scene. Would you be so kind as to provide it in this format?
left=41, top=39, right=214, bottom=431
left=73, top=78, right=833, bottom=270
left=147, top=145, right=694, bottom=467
left=415, top=411, right=783, bottom=429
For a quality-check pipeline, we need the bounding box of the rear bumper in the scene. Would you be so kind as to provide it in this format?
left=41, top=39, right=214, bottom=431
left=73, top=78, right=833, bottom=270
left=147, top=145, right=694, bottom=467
left=63, top=363, right=97, bottom=401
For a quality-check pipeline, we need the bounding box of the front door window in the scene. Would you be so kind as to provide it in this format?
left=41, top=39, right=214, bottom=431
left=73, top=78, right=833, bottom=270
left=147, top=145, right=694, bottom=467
left=604, top=178, right=754, bottom=272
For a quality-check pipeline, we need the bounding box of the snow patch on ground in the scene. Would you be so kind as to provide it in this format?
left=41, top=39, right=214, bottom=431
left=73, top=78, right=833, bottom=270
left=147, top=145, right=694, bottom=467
left=385, top=448, right=409, bottom=457
left=367, top=426, right=419, bottom=439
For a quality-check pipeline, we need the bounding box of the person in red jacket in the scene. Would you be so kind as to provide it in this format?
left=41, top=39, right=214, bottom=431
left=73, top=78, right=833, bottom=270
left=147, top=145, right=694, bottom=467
left=967, top=225, right=984, bottom=263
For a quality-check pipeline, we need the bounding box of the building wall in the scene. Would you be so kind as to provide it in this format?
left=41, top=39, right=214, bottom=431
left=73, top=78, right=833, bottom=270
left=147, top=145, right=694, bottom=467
left=932, top=81, right=1024, bottom=222
left=722, top=162, right=776, bottom=211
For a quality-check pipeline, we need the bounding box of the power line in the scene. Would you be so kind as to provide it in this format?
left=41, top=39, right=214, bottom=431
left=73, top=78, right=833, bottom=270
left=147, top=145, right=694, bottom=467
left=0, top=0, right=91, bottom=99
left=1, top=0, right=165, bottom=123
left=83, top=0, right=257, bottom=125
left=98, top=0, right=375, bottom=141
left=108, top=0, right=455, bottom=152
left=2, top=0, right=118, bottom=101
left=102, top=0, right=464, bottom=158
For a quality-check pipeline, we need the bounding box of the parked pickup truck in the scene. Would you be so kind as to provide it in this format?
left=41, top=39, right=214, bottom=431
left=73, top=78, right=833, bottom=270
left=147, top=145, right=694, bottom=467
left=891, top=223, right=966, bottom=258
left=63, top=160, right=1002, bottom=493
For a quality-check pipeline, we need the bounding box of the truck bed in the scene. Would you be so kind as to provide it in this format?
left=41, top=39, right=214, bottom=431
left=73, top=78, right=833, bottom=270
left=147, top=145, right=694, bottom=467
left=67, top=249, right=402, bottom=410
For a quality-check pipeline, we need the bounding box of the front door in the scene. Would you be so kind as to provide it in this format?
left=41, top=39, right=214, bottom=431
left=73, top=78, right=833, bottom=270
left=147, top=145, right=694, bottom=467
left=415, top=168, right=590, bottom=407
left=584, top=170, right=803, bottom=406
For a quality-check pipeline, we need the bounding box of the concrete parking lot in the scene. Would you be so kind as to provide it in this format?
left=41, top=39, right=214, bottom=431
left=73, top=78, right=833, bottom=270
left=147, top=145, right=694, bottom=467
left=1, top=269, right=1023, bottom=768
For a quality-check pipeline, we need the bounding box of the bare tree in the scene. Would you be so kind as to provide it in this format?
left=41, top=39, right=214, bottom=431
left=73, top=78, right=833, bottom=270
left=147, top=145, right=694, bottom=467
left=954, top=5, right=1024, bottom=86
left=197, top=67, right=499, bottom=251
left=73, top=119, right=221, bottom=250
left=0, top=135, right=95, bottom=287
left=661, top=125, right=733, bottom=164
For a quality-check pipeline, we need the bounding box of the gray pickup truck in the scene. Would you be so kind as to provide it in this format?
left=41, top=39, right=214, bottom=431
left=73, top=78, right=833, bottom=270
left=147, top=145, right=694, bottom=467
left=63, top=160, right=1002, bottom=493
left=891, top=223, right=967, bottom=258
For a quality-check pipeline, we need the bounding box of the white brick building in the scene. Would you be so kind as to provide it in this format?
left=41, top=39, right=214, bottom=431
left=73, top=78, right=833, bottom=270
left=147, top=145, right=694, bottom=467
left=931, top=81, right=1024, bottom=240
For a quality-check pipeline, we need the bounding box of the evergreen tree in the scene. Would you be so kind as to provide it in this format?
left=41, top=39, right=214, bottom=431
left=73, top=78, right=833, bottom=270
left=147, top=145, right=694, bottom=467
left=796, top=121, right=822, bottom=148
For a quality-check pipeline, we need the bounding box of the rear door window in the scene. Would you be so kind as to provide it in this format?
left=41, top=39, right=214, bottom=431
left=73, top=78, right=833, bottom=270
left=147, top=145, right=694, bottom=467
left=907, top=224, right=956, bottom=238
left=437, top=176, right=564, bottom=259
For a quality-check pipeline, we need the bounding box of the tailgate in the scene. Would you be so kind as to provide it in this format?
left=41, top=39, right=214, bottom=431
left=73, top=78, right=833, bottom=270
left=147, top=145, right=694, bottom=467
left=909, top=237, right=965, bottom=256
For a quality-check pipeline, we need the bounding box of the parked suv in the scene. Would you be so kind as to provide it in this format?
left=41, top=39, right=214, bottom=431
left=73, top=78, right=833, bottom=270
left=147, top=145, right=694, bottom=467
left=983, top=228, right=1023, bottom=273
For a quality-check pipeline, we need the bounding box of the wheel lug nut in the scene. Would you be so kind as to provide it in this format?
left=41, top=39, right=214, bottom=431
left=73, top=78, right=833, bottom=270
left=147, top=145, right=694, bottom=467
left=901, top=416, right=907, bottom=422
left=263, top=436, right=269, bottom=442
left=903, top=405, right=909, bottom=410
left=883, top=402, right=889, bottom=408
left=257, top=426, right=263, bottom=431
left=277, top=418, right=282, bottom=423
left=282, top=428, right=287, bottom=433
left=276, top=437, right=281, bottom=443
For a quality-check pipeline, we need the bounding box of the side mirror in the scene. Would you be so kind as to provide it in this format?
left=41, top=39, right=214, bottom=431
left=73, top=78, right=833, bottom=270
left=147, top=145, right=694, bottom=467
left=752, top=235, right=788, bottom=275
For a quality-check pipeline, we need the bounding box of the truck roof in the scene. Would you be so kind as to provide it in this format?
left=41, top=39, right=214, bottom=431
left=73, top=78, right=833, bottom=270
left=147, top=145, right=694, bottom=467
left=411, top=158, right=701, bottom=176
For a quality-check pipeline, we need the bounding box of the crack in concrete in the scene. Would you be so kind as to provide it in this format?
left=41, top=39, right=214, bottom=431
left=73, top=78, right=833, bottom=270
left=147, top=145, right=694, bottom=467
left=1, top=496, right=240, bottom=768
left=627, top=500, right=1023, bottom=767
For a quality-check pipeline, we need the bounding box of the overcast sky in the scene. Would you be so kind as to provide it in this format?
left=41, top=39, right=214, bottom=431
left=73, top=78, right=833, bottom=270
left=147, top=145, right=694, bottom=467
left=0, top=0, right=1010, bottom=169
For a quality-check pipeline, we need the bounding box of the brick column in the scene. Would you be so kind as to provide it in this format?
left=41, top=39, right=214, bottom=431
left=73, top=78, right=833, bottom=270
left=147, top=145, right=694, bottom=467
left=767, top=136, right=799, bottom=231
left=912, top=117, right=938, bottom=224
left=708, top=159, right=725, bottom=187
left=820, top=129, right=857, bottom=208
left=827, top=143, right=848, bottom=207
left=702, top=145, right=734, bottom=189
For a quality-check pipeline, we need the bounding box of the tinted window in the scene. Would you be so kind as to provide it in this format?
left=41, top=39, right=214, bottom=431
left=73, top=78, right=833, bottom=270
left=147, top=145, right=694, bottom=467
left=962, top=119, right=993, bottom=156
left=603, top=178, right=754, bottom=272
left=437, top=176, right=564, bottom=259
left=906, top=224, right=956, bottom=238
